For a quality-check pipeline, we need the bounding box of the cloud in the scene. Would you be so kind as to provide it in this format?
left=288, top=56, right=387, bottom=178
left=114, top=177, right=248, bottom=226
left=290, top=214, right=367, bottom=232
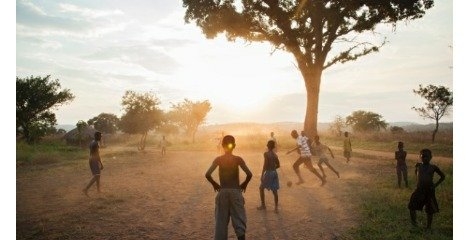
left=58, top=3, right=124, bottom=19
left=83, top=45, right=180, bottom=75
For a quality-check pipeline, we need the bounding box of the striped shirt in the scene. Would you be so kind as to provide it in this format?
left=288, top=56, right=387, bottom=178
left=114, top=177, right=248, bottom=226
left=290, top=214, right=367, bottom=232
left=297, top=136, right=312, bottom=157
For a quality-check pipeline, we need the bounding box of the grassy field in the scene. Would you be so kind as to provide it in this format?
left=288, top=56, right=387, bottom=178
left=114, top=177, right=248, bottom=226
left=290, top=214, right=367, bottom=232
left=16, top=130, right=453, bottom=239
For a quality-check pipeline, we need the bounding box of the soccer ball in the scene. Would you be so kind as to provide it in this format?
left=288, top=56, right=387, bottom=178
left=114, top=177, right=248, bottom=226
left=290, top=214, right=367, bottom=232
left=286, top=181, right=292, bottom=187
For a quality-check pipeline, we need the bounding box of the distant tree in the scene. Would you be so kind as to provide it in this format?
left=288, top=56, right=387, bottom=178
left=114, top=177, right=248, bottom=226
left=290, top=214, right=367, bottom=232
left=412, top=84, right=453, bottom=143
left=119, top=91, right=164, bottom=150
left=76, top=120, right=88, bottom=147
left=57, top=128, right=67, bottom=134
left=346, top=110, right=388, bottom=132
left=87, top=113, right=120, bottom=134
left=329, top=115, right=345, bottom=137
left=168, top=99, right=212, bottom=143
left=390, top=126, right=405, bottom=134
left=183, top=0, right=434, bottom=139
left=16, top=75, right=74, bottom=143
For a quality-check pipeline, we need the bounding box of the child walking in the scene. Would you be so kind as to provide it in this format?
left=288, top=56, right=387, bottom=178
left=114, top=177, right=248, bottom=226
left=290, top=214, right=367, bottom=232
left=205, top=135, right=253, bottom=240
left=257, top=140, right=280, bottom=213
left=394, top=141, right=408, bottom=188
left=408, top=149, right=445, bottom=230
left=83, top=131, right=104, bottom=196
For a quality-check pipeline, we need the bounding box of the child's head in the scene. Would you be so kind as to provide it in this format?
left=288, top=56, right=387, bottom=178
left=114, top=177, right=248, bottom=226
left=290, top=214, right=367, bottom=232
left=222, top=135, right=236, bottom=152
left=94, top=131, right=102, bottom=141
left=290, top=130, right=299, bottom=139
left=398, top=141, right=404, bottom=149
left=344, top=131, right=349, bottom=137
left=314, top=135, right=320, bottom=144
left=420, top=148, right=432, bottom=164
left=267, top=140, right=276, bottom=150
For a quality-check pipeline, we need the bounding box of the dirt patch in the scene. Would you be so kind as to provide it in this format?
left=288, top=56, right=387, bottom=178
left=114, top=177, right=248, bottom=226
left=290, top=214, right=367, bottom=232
left=17, top=146, right=451, bottom=239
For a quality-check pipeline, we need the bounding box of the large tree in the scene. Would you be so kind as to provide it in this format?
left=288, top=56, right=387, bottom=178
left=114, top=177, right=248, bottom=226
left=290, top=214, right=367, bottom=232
left=183, top=0, right=434, bottom=138
left=119, top=91, right=164, bottom=150
left=345, top=110, right=388, bottom=132
left=412, top=84, right=452, bottom=143
left=16, top=75, right=74, bottom=143
left=87, top=113, right=120, bottom=134
left=169, top=99, right=212, bottom=143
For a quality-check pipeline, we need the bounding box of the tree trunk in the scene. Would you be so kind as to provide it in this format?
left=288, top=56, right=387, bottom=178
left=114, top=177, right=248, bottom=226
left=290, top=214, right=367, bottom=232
left=302, top=67, right=322, bottom=140
left=139, top=132, right=147, bottom=151
left=432, top=119, right=439, bottom=144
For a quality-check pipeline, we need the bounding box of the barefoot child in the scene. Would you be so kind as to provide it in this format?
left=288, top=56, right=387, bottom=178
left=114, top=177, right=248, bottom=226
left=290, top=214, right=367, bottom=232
left=83, top=131, right=104, bottom=196
left=286, top=130, right=325, bottom=186
left=394, top=141, right=408, bottom=188
left=257, top=140, right=280, bottom=212
left=312, top=135, right=340, bottom=179
left=205, top=135, right=253, bottom=240
left=408, top=149, right=445, bottom=230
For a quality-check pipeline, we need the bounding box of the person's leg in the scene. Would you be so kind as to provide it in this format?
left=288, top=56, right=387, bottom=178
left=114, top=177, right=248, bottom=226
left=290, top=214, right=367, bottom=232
left=230, top=190, right=247, bottom=240
left=273, top=190, right=279, bottom=213
left=214, top=191, right=230, bottom=240
left=84, top=176, right=97, bottom=196
left=410, top=210, right=418, bottom=226
left=317, top=162, right=326, bottom=178
left=257, top=186, right=266, bottom=210
left=305, top=160, right=326, bottom=185
left=95, top=175, right=101, bottom=193
left=403, top=167, right=409, bottom=188
left=293, top=158, right=305, bottom=184
left=396, top=167, right=402, bottom=188
left=426, top=213, right=433, bottom=229
left=325, top=161, right=340, bottom=178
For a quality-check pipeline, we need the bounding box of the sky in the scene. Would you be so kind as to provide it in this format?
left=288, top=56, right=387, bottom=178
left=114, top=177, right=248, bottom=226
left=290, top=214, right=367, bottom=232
left=7, top=1, right=470, bottom=238
left=15, top=0, right=454, bottom=126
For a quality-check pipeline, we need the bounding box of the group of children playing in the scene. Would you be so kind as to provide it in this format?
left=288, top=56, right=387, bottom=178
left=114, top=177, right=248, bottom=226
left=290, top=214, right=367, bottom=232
left=204, top=132, right=446, bottom=239
left=82, top=130, right=446, bottom=240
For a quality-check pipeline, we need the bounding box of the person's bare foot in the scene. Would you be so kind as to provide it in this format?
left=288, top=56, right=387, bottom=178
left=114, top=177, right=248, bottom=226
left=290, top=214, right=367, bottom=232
left=336, top=172, right=340, bottom=178
left=257, top=205, right=266, bottom=210
left=82, top=189, right=89, bottom=197
left=321, top=178, right=327, bottom=186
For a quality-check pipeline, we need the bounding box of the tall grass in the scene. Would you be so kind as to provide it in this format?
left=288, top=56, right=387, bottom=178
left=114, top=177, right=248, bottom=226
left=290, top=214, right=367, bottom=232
left=343, top=161, right=453, bottom=239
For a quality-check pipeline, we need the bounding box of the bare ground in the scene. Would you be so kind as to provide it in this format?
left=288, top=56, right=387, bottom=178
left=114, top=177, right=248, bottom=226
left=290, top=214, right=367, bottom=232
left=16, top=146, right=452, bottom=240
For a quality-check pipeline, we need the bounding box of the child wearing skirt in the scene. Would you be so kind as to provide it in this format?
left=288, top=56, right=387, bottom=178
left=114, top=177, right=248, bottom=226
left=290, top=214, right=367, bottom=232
left=257, top=140, right=281, bottom=213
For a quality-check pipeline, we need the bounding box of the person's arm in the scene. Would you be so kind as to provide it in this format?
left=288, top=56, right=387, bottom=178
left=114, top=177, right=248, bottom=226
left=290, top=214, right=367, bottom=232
left=99, top=159, right=104, bottom=170
left=286, top=146, right=299, bottom=155
left=433, top=166, right=446, bottom=188
left=328, top=146, right=335, bottom=158
left=275, top=154, right=280, bottom=169
left=261, top=153, right=267, bottom=180
left=205, top=161, right=220, bottom=192
left=239, top=161, right=253, bottom=193
left=415, top=163, right=420, bottom=176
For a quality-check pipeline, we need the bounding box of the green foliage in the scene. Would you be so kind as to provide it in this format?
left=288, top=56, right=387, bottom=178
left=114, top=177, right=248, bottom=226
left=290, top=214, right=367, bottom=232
left=16, top=140, right=85, bottom=166
left=119, top=91, right=164, bottom=135
left=168, top=99, right=212, bottom=143
left=390, top=126, right=406, bottom=134
left=87, top=113, right=120, bottom=134
left=16, top=75, right=74, bottom=143
left=119, top=90, right=164, bottom=150
left=346, top=110, right=388, bottom=132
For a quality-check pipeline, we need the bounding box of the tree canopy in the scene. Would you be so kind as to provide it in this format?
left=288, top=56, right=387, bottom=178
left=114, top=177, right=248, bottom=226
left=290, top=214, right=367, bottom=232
left=412, top=84, right=452, bottom=143
left=169, top=99, right=212, bottom=143
left=16, top=75, right=74, bottom=143
left=183, top=0, right=434, bottom=139
left=87, top=113, right=120, bottom=134
left=345, top=110, right=388, bottom=132
left=119, top=91, right=164, bottom=150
